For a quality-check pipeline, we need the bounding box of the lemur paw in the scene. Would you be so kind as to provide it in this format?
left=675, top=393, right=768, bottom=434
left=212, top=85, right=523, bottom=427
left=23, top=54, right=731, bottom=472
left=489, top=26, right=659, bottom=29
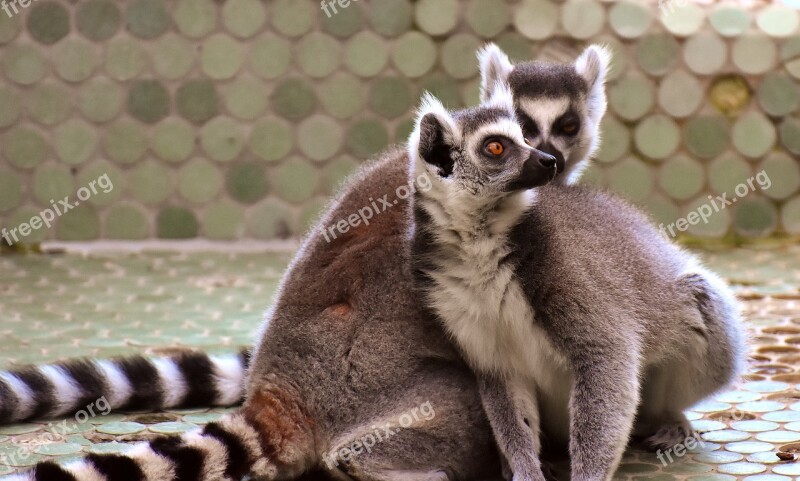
left=643, top=421, right=693, bottom=452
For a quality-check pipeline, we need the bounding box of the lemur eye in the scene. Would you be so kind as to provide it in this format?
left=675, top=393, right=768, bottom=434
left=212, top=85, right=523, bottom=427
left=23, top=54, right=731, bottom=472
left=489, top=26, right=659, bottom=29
left=523, top=138, right=533, bottom=147
left=485, top=141, right=504, bottom=156
left=561, top=123, right=579, bottom=135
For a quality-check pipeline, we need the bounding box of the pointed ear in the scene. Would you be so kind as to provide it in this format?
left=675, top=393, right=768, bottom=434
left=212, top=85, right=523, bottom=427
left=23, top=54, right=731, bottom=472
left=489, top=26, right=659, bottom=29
left=574, top=44, right=612, bottom=123
left=478, top=43, right=514, bottom=104
left=411, top=93, right=458, bottom=178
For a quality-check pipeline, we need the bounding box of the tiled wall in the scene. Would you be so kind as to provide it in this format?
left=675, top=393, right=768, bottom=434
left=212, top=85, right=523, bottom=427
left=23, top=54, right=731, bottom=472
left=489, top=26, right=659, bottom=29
left=0, top=0, right=798, bottom=242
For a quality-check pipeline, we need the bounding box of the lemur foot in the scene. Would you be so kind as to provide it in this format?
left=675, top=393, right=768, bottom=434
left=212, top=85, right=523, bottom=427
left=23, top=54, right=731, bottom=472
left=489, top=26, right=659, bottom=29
left=642, top=419, right=694, bottom=452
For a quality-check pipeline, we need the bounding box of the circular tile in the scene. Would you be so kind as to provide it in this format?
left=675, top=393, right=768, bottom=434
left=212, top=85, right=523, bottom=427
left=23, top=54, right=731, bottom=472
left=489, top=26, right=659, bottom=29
left=755, top=430, right=800, bottom=443
left=56, top=204, right=101, bottom=241
left=782, top=197, right=800, bottom=234
left=2, top=44, right=46, bottom=85
left=416, top=0, right=457, bottom=36
left=0, top=12, right=20, bottom=44
left=297, top=115, right=344, bottom=162
left=369, top=76, right=412, bottom=118
left=131, top=160, right=172, bottom=204
left=732, top=35, right=778, bottom=75
left=126, top=0, right=169, bottom=39
left=561, top=0, right=605, bottom=40
left=702, top=430, right=751, bottom=443
left=296, top=32, right=341, bottom=79
left=607, top=157, right=654, bottom=202
left=250, top=34, right=291, bottom=80
left=27, top=81, right=72, bottom=126
left=685, top=117, right=729, bottom=159
left=0, top=85, right=20, bottom=128
left=79, top=78, right=124, bottom=123
left=709, top=75, right=751, bottom=117
left=661, top=3, right=705, bottom=37
left=201, top=34, right=243, bottom=80
left=3, top=126, right=47, bottom=169
left=717, top=462, right=767, bottom=475
left=174, top=0, right=216, bottom=38
left=659, top=155, right=705, bottom=200
left=442, top=33, right=482, bottom=80
left=780, top=117, right=800, bottom=154
left=684, top=32, right=727, bottom=75
left=152, top=118, right=195, bottom=163
left=178, top=158, right=223, bottom=204
left=54, top=119, right=97, bottom=165
left=321, top=0, right=363, bottom=38
left=709, top=153, right=752, bottom=195
left=247, top=198, right=292, bottom=239
left=127, top=80, right=170, bottom=124
left=157, top=207, right=199, bottom=239
left=76, top=0, right=121, bottom=41
left=76, top=161, right=123, bottom=207
left=152, top=33, right=195, bottom=80
left=227, top=161, right=267, bottom=204
left=658, top=71, right=704, bottom=118
left=177, top=79, right=218, bottom=124
left=27, top=1, right=70, bottom=45
left=203, top=200, right=244, bottom=240
left=734, top=197, right=778, bottom=238
left=758, top=153, right=800, bottom=200
left=53, top=38, right=99, bottom=82
left=738, top=400, right=786, bottom=412
left=609, top=75, right=654, bottom=121
left=732, top=112, right=776, bottom=159
left=636, top=33, right=680, bottom=76
left=200, top=117, right=244, bottom=162
left=596, top=115, right=629, bottom=163
left=694, top=451, right=744, bottom=464
left=784, top=36, right=800, bottom=80
left=772, top=463, right=800, bottom=476
left=249, top=118, right=293, bottom=163
left=270, top=0, right=314, bottom=37
left=272, top=157, right=319, bottom=204
left=104, top=120, right=147, bottom=165
left=222, top=0, right=265, bottom=38
left=392, top=32, right=436, bottom=78
left=757, top=5, right=800, bottom=38
left=106, top=203, right=149, bottom=240
left=763, top=410, right=800, bottom=422
left=322, top=156, right=359, bottom=194
left=347, top=118, right=389, bottom=159
left=0, top=168, right=23, bottom=212
left=609, top=1, right=652, bottom=39
left=757, top=74, right=799, bottom=117
left=643, top=193, right=679, bottom=227
left=105, top=37, right=146, bottom=81
left=270, top=78, right=316, bottom=121
left=369, top=0, right=412, bottom=37
left=222, top=76, right=268, bottom=120
left=467, top=0, right=511, bottom=38
left=710, top=6, right=750, bottom=37
left=345, top=31, right=389, bottom=78
left=635, top=114, right=680, bottom=160
left=684, top=194, right=731, bottom=237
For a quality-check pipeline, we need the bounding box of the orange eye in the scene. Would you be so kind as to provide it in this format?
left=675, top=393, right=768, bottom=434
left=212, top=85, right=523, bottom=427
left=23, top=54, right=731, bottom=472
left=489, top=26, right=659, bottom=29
left=562, top=123, right=578, bottom=134
left=486, top=141, right=504, bottom=156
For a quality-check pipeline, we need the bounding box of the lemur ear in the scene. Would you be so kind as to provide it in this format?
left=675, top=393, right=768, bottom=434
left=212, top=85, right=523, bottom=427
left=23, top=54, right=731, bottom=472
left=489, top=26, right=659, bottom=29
left=413, top=93, right=457, bottom=178
left=574, top=44, right=612, bottom=123
left=478, top=43, right=514, bottom=104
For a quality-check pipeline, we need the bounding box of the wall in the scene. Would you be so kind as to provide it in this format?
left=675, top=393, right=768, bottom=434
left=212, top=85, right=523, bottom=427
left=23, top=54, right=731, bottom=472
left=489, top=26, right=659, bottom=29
left=0, top=0, right=799, bottom=243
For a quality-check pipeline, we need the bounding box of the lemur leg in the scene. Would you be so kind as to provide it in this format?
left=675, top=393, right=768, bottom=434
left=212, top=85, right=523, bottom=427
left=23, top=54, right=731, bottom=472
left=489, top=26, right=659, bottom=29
left=569, top=346, right=640, bottom=481
left=478, top=374, right=547, bottom=481
left=637, top=272, right=747, bottom=451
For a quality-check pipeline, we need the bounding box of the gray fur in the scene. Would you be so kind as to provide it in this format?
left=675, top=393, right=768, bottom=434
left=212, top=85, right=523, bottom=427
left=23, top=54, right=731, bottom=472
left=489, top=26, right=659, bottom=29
left=408, top=97, right=747, bottom=481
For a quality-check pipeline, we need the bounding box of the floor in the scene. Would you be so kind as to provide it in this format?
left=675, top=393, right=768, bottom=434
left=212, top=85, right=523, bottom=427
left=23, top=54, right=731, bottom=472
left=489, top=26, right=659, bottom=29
left=1, top=244, right=800, bottom=480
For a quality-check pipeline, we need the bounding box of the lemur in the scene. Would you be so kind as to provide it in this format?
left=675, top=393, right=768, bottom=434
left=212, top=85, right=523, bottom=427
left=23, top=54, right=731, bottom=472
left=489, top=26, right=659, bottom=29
left=407, top=83, right=747, bottom=481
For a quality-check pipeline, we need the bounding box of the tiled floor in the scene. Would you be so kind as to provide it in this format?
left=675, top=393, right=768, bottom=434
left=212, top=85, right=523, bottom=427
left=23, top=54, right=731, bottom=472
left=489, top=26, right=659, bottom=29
left=1, top=245, right=800, bottom=479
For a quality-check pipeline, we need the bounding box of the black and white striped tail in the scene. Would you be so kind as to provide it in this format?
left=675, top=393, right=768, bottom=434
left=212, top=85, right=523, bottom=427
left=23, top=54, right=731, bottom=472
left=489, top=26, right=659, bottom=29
left=5, top=413, right=274, bottom=481
left=0, top=348, right=251, bottom=423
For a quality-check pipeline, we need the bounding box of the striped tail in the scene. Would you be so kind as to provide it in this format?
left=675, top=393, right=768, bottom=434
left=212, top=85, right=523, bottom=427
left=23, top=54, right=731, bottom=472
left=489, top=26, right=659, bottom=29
left=0, top=348, right=251, bottom=424
left=4, top=412, right=275, bottom=481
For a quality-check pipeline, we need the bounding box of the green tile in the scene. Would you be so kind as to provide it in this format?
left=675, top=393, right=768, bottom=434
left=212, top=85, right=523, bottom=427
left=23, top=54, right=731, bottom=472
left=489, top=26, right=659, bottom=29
left=596, top=35, right=626, bottom=82
left=105, top=37, right=147, bottom=81
left=607, top=157, right=654, bottom=202
left=658, top=70, right=704, bottom=118
left=757, top=73, right=799, bottom=117
left=345, top=32, right=389, bottom=78
left=369, top=76, right=412, bottom=118
left=759, top=153, right=800, bottom=200
left=321, top=0, right=363, bottom=38
left=709, top=74, right=751, bottom=116
left=734, top=197, right=778, bottom=238
left=131, top=160, right=173, bottom=204
left=178, top=158, right=223, bottom=204
left=0, top=168, right=23, bottom=212
left=200, top=117, right=244, bottom=162
left=441, top=34, right=481, bottom=80
left=34, top=442, right=83, bottom=456
left=709, top=153, right=752, bottom=195
left=76, top=0, right=121, bottom=41
left=27, top=81, right=72, bottom=125
left=781, top=196, right=800, bottom=234
left=79, top=77, right=124, bottom=123
left=77, top=161, right=123, bottom=207
left=273, top=157, right=319, bottom=204
left=2, top=126, right=47, bottom=169
left=128, top=80, right=170, bottom=124
left=152, top=33, right=195, bottom=80
left=369, top=0, right=412, bottom=37
left=174, top=0, right=216, bottom=38
left=222, top=76, right=267, bottom=120
left=709, top=6, right=750, bottom=37
left=732, top=112, right=776, bottom=159
left=26, top=1, right=70, bottom=45
left=103, top=120, right=147, bottom=165
left=661, top=2, right=706, bottom=37
left=609, top=75, right=654, bottom=121
left=54, top=119, right=97, bottom=165
left=684, top=194, right=731, bottom=237
left=467, top=0, right=510, bottom=38
left=347, top=118, right=389, bottom=159
left=658, top=155, right=705, bottom=200
left=634, top=115, right=680, bottom=160
left=684, top=32, right=727, bottom=75
left=392, top=32, right=437, bottom=78
left=461, top=77, right=481, bottom=107
left=297, top=32, right=342, bottom=78
left=250, top=34, right=291, bottom=80
left=270, top=78, right=316, bottom=121
left=56, top=204, right=101, bottom=241
left=247, top=198, right=292, bottom=239
left=643, top=193, right=680, bottom=227
left=152, top=119, right=195, bottom=163
left=783, top=36, right=800, bottom=80
left=177, top=79, right=218, bottom=124
left=685, top=116, right=729, bottom=159
left=298, top=115, right=344, bottom=162
left=0, top=85, right=20, bottom=128
left=1, top=44, right=46, bottom=85
left=779, top=117, right=800, bottom=155
left=6, top=207, right=47, bottom=242
left=157, top=207, right=199, bottom=239
left=322, top=156, right=359, bottom=194
left=102, top=201, right=149, bottom=238
left=318, top=73, right=366, bottom=119
left=596, top=115, right=629, bottom=163
left=732, top=34, right=777, bottom=75
left=53, top=38, right=99, bottom=82
left=636, top=33, right=680, bottom=76
left=127, top=0, right=169, bottom=39
left=270, top=0, right=314, bottom=38
left=226, top=161, right=267, bottom=204
left=222, top=0, right=265, bottom=38
left=0, top=11, right=20, bottom=43
left=756, top=4, right=799, bottom=38
left=249, top=118, right=293, bottom=163
left=416, top=0, right=457, bottom=36
left=203, top=200, right=244, bottom=240
left=201, top=34, right=243, bottom=80
left=296, top=197, right=327, bottom=233
left=608, top=1, right=652, bottom=39
left=149, top=422, right=197, bottom=434
left=494, top=31, right=535, bottom=63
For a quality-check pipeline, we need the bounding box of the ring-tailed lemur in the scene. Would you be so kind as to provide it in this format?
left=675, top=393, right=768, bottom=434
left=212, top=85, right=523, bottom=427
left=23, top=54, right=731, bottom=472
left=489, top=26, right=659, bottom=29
left=407, top=88, right=747, bottom=481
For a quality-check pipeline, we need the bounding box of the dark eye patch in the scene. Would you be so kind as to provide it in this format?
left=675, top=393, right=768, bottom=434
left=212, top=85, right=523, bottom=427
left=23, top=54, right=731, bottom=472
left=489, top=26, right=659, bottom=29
left=554, top=109, right=581, bottom=136
left=515, top=108, right=540, bottom=139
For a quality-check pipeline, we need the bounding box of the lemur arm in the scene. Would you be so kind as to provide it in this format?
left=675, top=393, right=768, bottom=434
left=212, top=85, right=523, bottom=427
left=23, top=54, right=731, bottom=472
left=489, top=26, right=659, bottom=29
left=478, top=373, right=548, bottom=481
left=568, top=341, right=641, bottom=481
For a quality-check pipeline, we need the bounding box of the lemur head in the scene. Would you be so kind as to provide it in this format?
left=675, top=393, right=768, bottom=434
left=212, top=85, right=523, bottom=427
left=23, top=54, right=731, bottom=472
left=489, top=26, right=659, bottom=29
left=478, top=43, right=612, bottom=185
left=408, top=85, right=557, bottom=202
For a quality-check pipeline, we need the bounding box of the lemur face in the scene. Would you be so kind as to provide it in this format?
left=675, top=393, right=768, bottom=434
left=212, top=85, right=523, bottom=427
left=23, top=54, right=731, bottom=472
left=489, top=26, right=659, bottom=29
left=478, top=44, right=611, bottom=185
left=409, top=87, right=557, bottom=198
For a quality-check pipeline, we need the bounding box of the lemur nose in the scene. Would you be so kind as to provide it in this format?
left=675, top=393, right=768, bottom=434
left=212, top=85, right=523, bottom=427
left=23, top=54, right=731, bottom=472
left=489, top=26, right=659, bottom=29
left=534, top=150, right=557, bottom=169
